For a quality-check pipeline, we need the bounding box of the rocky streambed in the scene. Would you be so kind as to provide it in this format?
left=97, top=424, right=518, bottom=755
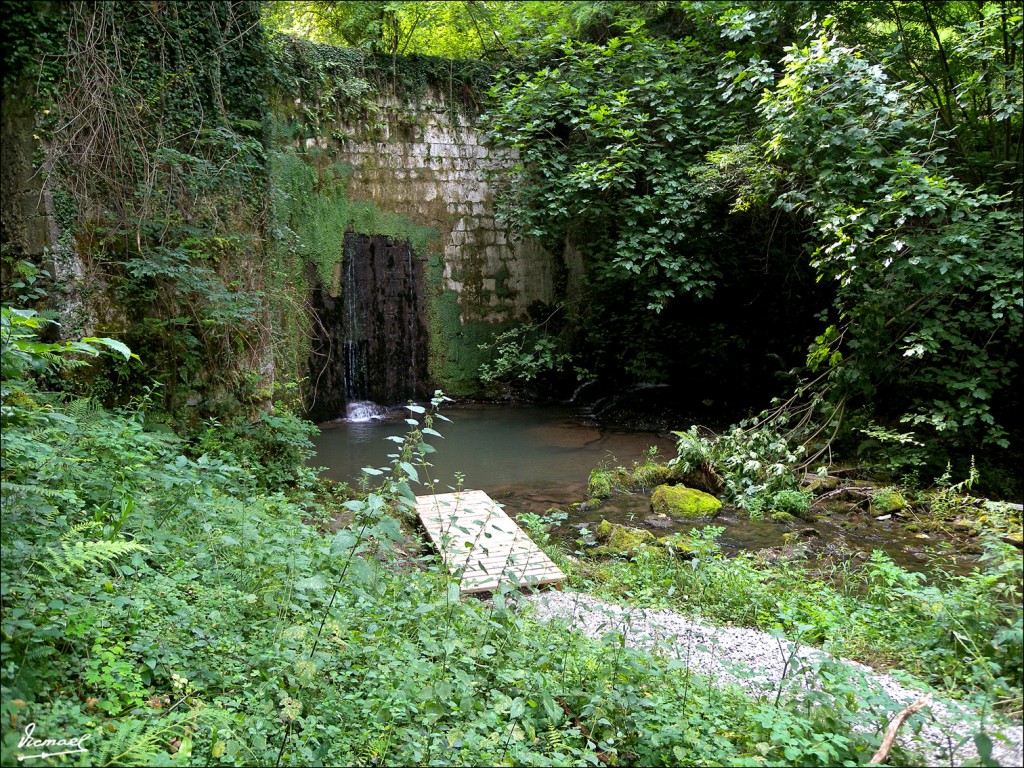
left=529, top=467, right=1023, bottom=575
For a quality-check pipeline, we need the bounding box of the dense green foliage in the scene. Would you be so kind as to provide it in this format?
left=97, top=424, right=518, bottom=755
left=3, top=329, right=940, bottom=767
left=262, top=1, right=602, bottom=61
left=2, top=3, right=1022, bottom=765
left=477, top=0, right=1022, bottom=477
left=759, top=22, right=1022, bottom=450
left=6, top=0, right=1019, bottom=468
left=1, top=0, right=276, bottom=417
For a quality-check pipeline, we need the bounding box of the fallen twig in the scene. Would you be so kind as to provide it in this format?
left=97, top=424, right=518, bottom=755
left=869, top=696, right=930, bottom=765
left=555, top=697, right=611, bottom=764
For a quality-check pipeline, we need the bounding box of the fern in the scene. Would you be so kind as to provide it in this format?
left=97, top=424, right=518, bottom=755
left=96, top=719, right=154, bottom=767
left=0, top=480, right=73, bottom=500
left=21, top=644, right=56, bottom=665
left=50, top=356, right=92, bottom=372
left=544, top=724, right=567, bottom=753
left=355, top=730, right=393, bottom=765
left=63, top=396, right=104, bottom=423
left=37, top=539, right=146, bottom=579
left=96, top=708, right=237, bottom=767
left=94, top=716, right=169, bottom=767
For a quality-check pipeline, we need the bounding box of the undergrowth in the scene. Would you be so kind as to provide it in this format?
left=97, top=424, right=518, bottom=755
left=0, top=394, right=905, bottom=766
left=1, top=316, right=941, bottom=766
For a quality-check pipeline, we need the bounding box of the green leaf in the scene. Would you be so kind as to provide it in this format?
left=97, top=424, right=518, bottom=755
left=81, top=336, right=135, bottom=360
left=509, top=697, right=526, bottom=719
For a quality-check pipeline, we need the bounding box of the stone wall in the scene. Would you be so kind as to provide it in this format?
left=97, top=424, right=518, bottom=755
left=0, top=83, right=91, bottom=337
left=322, top=92, right=559, bottom=327
left=4, top=54, right=566, bottom=403
left=0, top=86, right=46, bottom=270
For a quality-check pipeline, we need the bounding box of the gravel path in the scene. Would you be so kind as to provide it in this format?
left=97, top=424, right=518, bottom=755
left=520, top=590, right=1023, bottom=767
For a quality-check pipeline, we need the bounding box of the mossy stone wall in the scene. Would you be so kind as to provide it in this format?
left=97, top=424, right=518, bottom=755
left=3, top=17, right=562, bottom=410
left=272, top=79, right=561, bottom=398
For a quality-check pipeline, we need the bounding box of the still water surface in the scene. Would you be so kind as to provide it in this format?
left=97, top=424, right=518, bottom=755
left=314, top=402, right=669, bottom=496
left=313, top=402, right=791, bottom=551
left=312, top=402, right=953, bottom=567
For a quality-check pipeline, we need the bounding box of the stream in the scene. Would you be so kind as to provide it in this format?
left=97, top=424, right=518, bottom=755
left=312, top=402, right=964, bottom=572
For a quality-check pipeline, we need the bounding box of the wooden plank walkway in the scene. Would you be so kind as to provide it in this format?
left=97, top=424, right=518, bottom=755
left=415, top=489, right=565, bottom=593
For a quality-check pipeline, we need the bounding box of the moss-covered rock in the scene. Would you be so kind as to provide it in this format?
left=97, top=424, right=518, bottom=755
left=951, top=518, right=980, bottom=535
left=588, top=470, right=615, bottom=499
left=769, top=489, right=812, bottom=518
left=679, top=464, right=725, bottom=496
left=800, top=473, right=841, bottom=494
left=592, top=520, right=657, bottom=557
left=869, top=487, right=907, bottom=515
left=650, top=485, right=722, bottom=520
left=629, top=460, right=675, bottom=490
left=770, top=510, right=796, bottom=523
left=588, top=461, right=674, bottom=499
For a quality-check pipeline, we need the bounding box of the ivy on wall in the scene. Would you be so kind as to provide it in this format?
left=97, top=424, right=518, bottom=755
left=271, top=147, right=438, bottom=287
left=268, top=32, right=494, bottom=126
left=265, top=33, right=504, bottom=401
left=2, top=4, right=502, bottom=416
left=1, top=1, right=279, bottom=418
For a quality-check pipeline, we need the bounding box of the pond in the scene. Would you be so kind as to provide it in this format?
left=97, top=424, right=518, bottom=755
left=312, top=402, right=963, bottom=571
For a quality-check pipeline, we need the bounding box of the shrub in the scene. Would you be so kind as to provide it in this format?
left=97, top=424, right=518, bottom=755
left=771, top=489, right=812, bottom=518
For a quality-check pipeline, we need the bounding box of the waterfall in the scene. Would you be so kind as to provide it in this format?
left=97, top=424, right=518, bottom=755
left=344, top=400, right=390, bottom=422
left=342, top=246, right=367, bottom=401
left=306, top=233, right=429, bottom=422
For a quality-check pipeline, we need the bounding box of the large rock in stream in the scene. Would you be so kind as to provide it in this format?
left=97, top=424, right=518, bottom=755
left=651, top=484, right=722, bottom=520
left=592, top=520, right=658, bottom=557
left=592, top=520, right=699, bottom=559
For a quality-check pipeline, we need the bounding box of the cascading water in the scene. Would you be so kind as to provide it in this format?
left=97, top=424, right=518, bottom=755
left=344, top=400, right=390, bottom=422
left=342, top=246, right=368, bottom=402
left=306, top=233, right=429, bottom=422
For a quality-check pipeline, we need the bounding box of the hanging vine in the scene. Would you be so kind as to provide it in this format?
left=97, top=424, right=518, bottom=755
left=15, top=1, right=279, bottom=416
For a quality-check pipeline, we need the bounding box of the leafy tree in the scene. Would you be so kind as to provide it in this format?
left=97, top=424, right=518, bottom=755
left=481, top=2, right=1020, bottom=452
left=479, top=5, right=824, bottom=386
left=263, top=0, right=538, bottom=60
left=483, top=29, right=742, bottom=308
left=754, top=18, right=1022, bottom=448
left=829, top=0, right=1023, bottom=197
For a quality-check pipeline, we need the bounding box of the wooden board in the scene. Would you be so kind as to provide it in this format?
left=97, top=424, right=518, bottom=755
left=415, top=489, right=566, bottom=593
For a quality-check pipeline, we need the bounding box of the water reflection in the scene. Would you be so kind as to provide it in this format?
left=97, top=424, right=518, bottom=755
left=313, top=403, right=673, bottom=491
left=312, top=403, right=965, bottom=572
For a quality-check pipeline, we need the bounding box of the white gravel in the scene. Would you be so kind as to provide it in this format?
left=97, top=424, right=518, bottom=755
left=519, top=590, right=1023, bottom=767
